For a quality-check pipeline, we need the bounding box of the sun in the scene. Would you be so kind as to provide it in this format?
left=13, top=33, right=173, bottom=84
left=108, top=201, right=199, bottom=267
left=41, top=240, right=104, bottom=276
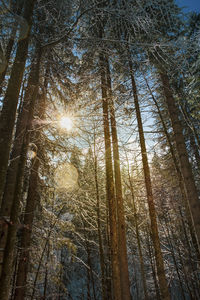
left=59, top=116, right=73, bottom=131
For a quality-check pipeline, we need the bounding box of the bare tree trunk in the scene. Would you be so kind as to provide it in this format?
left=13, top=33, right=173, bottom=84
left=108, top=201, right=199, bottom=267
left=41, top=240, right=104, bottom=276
left=13, top=156, right=40, bottom=300
left=0, top=0, right=36, bottom=205
left=106, top=58, right=131, bottom=300
left=0, top=48, right=42, bottom=277
left=13, top=67, right=48, bottom=300
left=0, top=52, right=41, bottom=300
left=144, top=76, right=200, bottom=259
left=30, top=211, right=62, bottom=300
left=125, top=155, right=148, bottom=300
left=189, top=133, right=200, bottom=173
left=128, top=55, right=170, bottom=300
left=93, top=131, right=107, bottom=300
left=99, top=51, right=121, bottom=300
left=0, top=0, right=24, bottom=94
left=159, top=70, right=200, bottom=250
left=146, top=227, right=161, bottom=300
left=162, top=219, right=186, bottom=300
left=43, top=242, right=50, bottom=300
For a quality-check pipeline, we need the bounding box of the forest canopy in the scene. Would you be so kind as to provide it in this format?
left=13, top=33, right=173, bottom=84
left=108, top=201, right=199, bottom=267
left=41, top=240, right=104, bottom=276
left=0, top=0, right=200, bottom=299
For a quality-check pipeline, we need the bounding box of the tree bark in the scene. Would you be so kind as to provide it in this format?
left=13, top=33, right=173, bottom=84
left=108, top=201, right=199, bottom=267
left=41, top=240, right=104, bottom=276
left=93, top=131, right=107, bottom=300
left=0, top=0, right=24, bottom=94
left=13, top=156, right=40, bottom=300
left=144, top=76, right=200, bottom=259
left=13, top=67, right=48, bottom=300
left=106, top=58, right=131, bottom=300
left=128, top=56, right=170, bottom=300
left=126, top=155, right=149, bottom=300
left=0, top=0, right=36, bottom=205
left=159, top=70, right=200, bottom=250
left=0, top=52, right=41, bottom=300
left=0, top=48, right=42, bottom=283
left=99, top=52, right=121, bottom=300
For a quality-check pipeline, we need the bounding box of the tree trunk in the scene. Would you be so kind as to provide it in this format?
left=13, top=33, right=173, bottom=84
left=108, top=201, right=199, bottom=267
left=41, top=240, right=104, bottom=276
left=93, top=131, right=107, bottom=300
left=99, top=52, right=121, bottom=300
left=126, top=155, right=149, bottom=300
left=13, top=67, right=47, bottom=300
left=162, top=219, right=186, bottom=300
left=106, top=58, right=131, bottom=300
left=159, top=70, right=200, bottom=250
left=0, top=48, right=42, bottom=277
left=146, top=227, right=161, bottom=300
left=13, top=156, right=40, bottom=300
left=144, top=76, right=200, bottom=259
left=0, top=0, right=24, bottom=94
left=43, top=242, right=50, bottom=300
left=0, top=54, right=41, bottom=300
left=0, top=0, right=36, bottom=205
left=128, top=56, right=170, bottom=300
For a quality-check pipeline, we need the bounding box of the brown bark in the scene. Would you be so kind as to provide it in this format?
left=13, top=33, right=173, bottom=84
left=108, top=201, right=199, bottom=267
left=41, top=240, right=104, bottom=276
left=93, top=132, right=107, bottom=300
left=0, top=0, right=24, bottom=94
left=99, top=52, right=121, bottom=300
left=30, top=206, right=64, bottom=300
left=189, top=134, right=200, bottom=173
left=128, top=56, right=170, bottom=300
left=144, top=76, right=200, bottom=259
left=0, top=48, right=42, bottom=277
left=146, top=227, right=161, bottom=300
left=162, top=220, right=186, bottom=300
left=159, top=70, right=200, bottom=250
left=13, top=156, right=40, bottom=300
left=106, top=59, right=131, bottom=300
left=0, top=53, right=41, bottom=300
left=0, top=0, right=36, bottom=205
left=43, top=242, right=50, bottom=300
left=0, top=49, right=42, bottom=287
left=13, top=67, right=48, bottom=300
left=126, top=156, right=149, bottom=300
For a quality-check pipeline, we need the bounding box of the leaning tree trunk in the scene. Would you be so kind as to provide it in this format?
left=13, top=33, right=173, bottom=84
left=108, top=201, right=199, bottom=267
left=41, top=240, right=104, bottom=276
left=128, top=55, right=170, bottom=300
left=99, top=52, right=121, bottom=300
left=159, top=70, right=200, bottom=251
left=106, top=59, right=131, bottom=300
left=0, top=0, right=36, bottom=205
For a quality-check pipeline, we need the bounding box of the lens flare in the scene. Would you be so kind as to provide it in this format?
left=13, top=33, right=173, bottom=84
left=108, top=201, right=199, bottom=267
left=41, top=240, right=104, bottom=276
left=59, top=116, right=73, bottom=131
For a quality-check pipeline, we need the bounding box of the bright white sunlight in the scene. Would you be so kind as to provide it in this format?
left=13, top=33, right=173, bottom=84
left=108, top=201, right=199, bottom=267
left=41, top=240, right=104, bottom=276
left=59, top=116, right=73, bottom=131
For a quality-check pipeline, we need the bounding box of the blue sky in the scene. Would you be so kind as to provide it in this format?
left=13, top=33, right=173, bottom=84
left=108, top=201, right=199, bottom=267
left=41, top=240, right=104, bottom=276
left=176, top=0, right=200, bottom=12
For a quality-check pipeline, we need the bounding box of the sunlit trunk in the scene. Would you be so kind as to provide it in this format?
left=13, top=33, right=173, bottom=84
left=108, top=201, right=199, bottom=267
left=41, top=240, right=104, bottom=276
left=106, top=58, right=131, bottom=300
left=128, top=55, right=170, bottom=300
left=144, top=77, right=200, bottom=259
left=93, top=131, right=107, bottom=300
left=159, top=70, right=200, bottom=250
left=99, top=52, right=121, bottom=300
left=126, top=156, right=149, bottom=300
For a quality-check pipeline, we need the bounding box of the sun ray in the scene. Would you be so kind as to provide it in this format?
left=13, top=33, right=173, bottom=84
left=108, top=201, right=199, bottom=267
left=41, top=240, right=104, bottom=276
left=59, top=116, right=73, bottom=131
